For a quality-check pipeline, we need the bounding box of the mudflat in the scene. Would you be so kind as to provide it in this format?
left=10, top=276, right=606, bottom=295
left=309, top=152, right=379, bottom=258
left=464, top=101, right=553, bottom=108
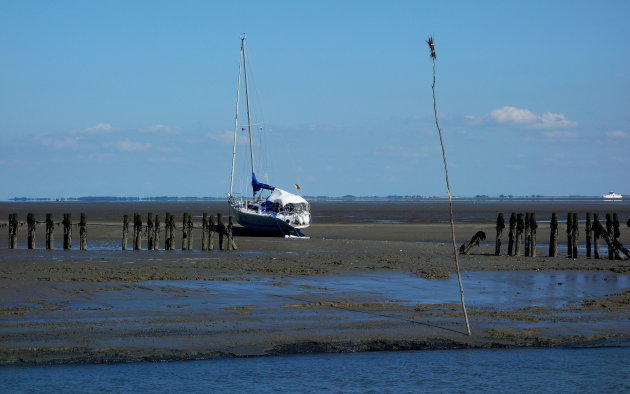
left=0, top=200, right=629, bottom=365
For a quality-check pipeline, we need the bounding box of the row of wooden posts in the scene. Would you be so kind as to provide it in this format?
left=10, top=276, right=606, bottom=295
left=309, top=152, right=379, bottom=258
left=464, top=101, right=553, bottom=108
left=5, top=212, right=237, bottom=251
left=459, top=212, right=630, bottom=260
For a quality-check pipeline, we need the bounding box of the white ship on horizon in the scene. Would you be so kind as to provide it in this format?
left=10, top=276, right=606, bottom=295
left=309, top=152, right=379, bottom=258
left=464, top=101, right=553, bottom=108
left=602, top=191, right=623, bottom=199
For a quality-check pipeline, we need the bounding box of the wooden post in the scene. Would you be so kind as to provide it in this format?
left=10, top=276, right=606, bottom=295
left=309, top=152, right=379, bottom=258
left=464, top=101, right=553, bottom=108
left=605, top=214, right=613, bottom=260
left=187, top=214, right=194, bottom=251
left=79, top=213, right=87, bottom=250
left=202, top=213, right=208, bottom=251
left=593, top=220, right=630, bottom=260
left=217, top=213, right=225, bottom=251
left=571, top=213, right=578, bottom=258
left=585, top=213, right=592, bottom=259
left=530, top=213, right=537, bottom=258
left=524, top=212, right=531, bottom=257
left=45, top=213, right=54, bottom=249
left=154, top=215, right=160, bottom=250
left=507, top=212, right=516, bottom=256
left=147, top=213, right=154, bottom=251
left=227, top=215, right=238, bottom=251
left=164, top=213, right=171, bottom=250
left=181, top=213, right=189, bottom=251
left=63, top=213, right=72, bottom=250
left=549, top=212, right=558, bottom=257
left=613, top=213, right=621, bottom=260
left=515, top=213, right=524, bottom=256
left=567, top=212, right=573, bottom=258
left=8, top=214, right=17, bottom=249
left=122, top=215, right=129, bottom=250
left=134, top=213, right=142, bottom=250
left=169, top=214, right=176, bottom=251
left=209, top=215, right=215, bottom=251
left=459, top=231, right=486, bottom=255
left=495, top=213, right=505, bottom=256
left=27, top=213, right=36, bottom=249
left=593, top=213, right=601, bottom=259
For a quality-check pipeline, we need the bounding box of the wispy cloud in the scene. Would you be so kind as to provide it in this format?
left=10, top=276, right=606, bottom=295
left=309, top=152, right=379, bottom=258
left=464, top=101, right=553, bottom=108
left=107, top=139, right=152, bottom=152
left=542, top=131, right=577, bottom=138
left=207, top=130, right=248, bottom=144
left=141, top=124, right=179, bottom=134
left=34, top=134, right=82, bottom=149
left=605, top=130, right=627, bottom=138
left=81, top=123, right=118, bottom=134
left=488, top=106, right=577, bottom=129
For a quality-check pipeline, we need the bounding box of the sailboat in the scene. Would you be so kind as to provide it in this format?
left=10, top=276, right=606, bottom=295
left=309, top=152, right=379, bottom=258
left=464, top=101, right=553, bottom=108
left=227, top=37, right=311, bottom=236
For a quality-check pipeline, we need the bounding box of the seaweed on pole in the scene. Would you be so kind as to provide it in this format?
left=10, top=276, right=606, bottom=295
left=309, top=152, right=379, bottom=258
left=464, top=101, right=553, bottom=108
left=425, top=35, right=472, bottom=336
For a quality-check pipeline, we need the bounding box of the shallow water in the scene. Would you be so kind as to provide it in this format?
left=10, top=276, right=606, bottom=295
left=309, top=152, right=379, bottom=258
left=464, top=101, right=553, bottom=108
left=2, top=347, right=629, bottom=393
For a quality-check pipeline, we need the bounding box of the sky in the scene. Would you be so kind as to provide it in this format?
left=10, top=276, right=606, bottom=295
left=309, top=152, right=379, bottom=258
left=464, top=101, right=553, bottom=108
left=1, top=0, right=629, bottom=199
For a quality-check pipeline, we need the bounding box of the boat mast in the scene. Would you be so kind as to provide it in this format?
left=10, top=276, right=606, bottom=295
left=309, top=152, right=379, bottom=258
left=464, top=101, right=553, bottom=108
left=229, top=38, right=244, bottom=198
left=241, top=37, right=256, bottom=199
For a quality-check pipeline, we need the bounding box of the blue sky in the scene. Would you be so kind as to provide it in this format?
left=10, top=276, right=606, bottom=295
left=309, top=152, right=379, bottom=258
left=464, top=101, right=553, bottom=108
left=1, top=0, right=628, bottom=199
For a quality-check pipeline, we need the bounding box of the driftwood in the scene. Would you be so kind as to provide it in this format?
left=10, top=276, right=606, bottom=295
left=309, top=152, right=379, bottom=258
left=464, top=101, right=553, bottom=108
left=495, top=213, right=505, bottom=256
left=459, top=231, right=486, bottom=255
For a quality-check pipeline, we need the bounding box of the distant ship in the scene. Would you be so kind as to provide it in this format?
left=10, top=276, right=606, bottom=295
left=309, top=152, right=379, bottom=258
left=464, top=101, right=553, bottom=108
left=602, top=191, right=623, bottom=199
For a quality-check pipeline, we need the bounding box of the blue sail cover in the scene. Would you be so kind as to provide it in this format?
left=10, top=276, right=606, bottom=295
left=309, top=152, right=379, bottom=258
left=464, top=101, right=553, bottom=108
left=252, top=173, right=275, bottom=193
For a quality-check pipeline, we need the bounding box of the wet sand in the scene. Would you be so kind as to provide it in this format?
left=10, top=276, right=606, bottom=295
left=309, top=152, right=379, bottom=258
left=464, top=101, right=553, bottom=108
left=0, top=201, right=629, bottom=365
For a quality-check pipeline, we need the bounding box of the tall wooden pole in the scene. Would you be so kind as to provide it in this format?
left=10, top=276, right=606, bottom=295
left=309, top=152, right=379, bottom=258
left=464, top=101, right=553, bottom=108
left=8, top=214, right=17, bottom=249
left=202, top=213, right=208, bottom=251
left=133, top=213, right=142, bottom=250
left=122, top=215, right=129, bottom=250
left=571, top=213, right=578, bottom=258
left=585, top=213, right=592, bottom=259
left=217, top=213, right=224, bottom=251
left=187, top=213, right=194, bottom=251
left=147, top=212, right=154, bottom=251
left=426, top=35, right=470, bottom=336
left=605, top=214, right=613, bottom=260
left=566, top=213, right=573, bottom=258
left=209, top=215, right=215, bottom=251
left=515, top=213, right=524, bottom=256
left=182, top=213, right=189, bottom=251
left=593, top=213, right=601, bottom=259
left=154, top=214, right=160, bottom=250
left=63, top=213, right=72, bottom=250
left=530, top=213, right=537, bottom=258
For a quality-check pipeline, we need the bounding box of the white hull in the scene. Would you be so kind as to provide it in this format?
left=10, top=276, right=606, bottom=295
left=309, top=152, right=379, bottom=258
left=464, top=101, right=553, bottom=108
left=602, top=191, right=623, bottom=199
left=229, top=199, right=310, bottom=233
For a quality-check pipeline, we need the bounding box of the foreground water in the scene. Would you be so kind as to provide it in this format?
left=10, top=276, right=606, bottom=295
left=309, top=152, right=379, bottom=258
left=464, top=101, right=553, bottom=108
left=2, top=347, right=629, bottom=393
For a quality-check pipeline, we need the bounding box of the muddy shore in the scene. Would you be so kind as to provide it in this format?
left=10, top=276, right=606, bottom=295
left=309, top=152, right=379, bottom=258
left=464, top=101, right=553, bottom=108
left=0, top=201, right=629, bottom=365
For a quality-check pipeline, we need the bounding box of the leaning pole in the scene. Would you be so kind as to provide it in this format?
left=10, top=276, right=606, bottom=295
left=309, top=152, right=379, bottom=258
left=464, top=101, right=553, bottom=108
left=426, top=36, right=472, bottom=336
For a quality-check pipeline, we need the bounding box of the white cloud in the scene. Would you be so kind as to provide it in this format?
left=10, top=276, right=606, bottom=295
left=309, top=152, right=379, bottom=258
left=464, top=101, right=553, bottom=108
left=82, top=123, right=117, bottom=134
left=141, top=124, right=179, bottom=134
left=108, top=139, right=152, bottom=152
left=488, top=106, right=577, bottom=129
left=605, top=130, right=628, bottom=138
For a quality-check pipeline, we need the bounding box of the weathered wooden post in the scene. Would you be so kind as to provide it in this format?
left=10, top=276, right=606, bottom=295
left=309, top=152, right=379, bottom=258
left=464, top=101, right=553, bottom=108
left=202, top=213, right=209, bottom=251
left=459, top=231, right=486, bottom=255
left=613, top=213, right=621, bottom=260
left=571, top=213, right=578, bottom=258
left=209, top=215, right=215, bottom=251
left=605, top=214, right=613, bottom=260
left=79, top=213, right=87, bottom=250
left=168, top=214, right=176, bottom=251
left=154, top=215, right=160, bottom=250
left=45, top=213, right=54, bottom=249
left=181, top=213, right=189, bottom=251
left=593, top=219, right=630, bottom=260
left=593, top=213, right=601, bottom=259
left=8, top=214, right=17, bottom=249
left=227, top=216, right=238, bottom=251
left=585, top=213, right=592, bottom=258
left=122, top=215, right=129, bottom=250
left=147, top=213, right=154, bottom=251
left=217, top=213, right=225, bottom=251
left=63, top=213, right=72, bottom=250
left=495, top=213, right=505, bottom=256
left=164, top=213, right=171, bottom=250
left=549, top=212, right=558, bottom=257
left=187, top=214, right=194, bottom=251
left=515, top=213, right=524, bottom=256
left=524, top=212, right=531, bottom=257
left=530, top=213, right=537, bottom=257
left=133, top=213, right=142, bottom=250
left=507, top=212, right=516, bottom=256
left=567, top=212, right=573, bottom=258
left=27, top=213, right=36, bottom=249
